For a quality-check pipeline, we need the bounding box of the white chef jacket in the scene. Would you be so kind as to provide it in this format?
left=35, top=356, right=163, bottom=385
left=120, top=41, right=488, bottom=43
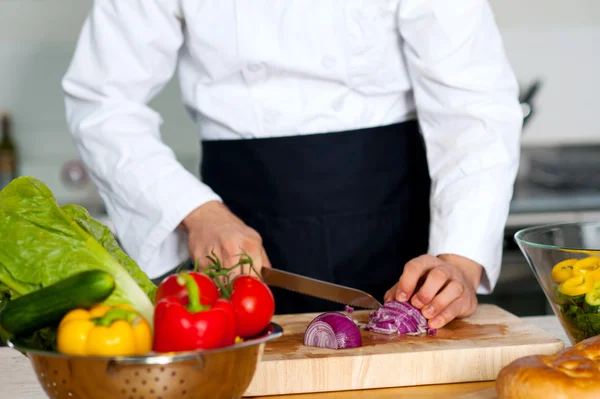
left=62, top=0, right=523, bottom=294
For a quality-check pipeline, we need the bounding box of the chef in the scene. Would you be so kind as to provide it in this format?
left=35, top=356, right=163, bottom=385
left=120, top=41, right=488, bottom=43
left=62, top=1, right=522, bottom=329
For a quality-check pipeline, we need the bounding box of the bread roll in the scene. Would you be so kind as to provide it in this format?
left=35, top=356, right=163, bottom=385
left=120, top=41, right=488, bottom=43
left=496, top=335, right=600, bottom=399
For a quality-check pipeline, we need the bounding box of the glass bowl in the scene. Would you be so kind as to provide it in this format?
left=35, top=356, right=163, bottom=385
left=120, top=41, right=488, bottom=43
left=515, top=221, right=600, bottom=345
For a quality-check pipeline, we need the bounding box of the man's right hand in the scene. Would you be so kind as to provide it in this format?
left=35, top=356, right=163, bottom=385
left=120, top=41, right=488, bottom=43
left=181, top=201, right=271, bottom=277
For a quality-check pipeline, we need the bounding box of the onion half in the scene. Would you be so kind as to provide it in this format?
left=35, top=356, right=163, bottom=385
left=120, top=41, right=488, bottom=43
left=304, top=312, right=363, bottom=349
left=365, top=301, right=437, bottom=336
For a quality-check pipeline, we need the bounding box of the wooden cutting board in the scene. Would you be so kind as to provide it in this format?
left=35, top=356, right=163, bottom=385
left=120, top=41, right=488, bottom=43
left=243, top=304, right=564, bottom=397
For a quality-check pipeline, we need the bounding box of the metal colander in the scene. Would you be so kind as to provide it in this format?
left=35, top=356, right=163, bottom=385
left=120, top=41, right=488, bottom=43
left=9, top=323, right=282, bottom=399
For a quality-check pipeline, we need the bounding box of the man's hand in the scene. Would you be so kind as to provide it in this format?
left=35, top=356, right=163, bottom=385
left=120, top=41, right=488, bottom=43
left=384, top=254, right=482, bottom=329
left=181, top=201, right=271, bottom=277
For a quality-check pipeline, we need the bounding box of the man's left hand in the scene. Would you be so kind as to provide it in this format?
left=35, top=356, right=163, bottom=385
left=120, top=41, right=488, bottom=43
left=384, top=254, right=483, bottom=329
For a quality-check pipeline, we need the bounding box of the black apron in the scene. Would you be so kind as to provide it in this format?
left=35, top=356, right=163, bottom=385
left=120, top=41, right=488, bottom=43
left=200, top=120, right=431, bottom=315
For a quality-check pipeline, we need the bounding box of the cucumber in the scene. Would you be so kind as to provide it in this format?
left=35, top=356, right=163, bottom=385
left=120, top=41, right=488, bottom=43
left=585, top=281, right=600, bottom=314
left=0, top=270, right=115, bottom=336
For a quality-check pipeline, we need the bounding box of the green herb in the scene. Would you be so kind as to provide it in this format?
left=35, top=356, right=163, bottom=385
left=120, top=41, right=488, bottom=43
left=0, top=177, right=157, bottom=349
left=555, top=289, right=585, bottom=307
left=559, top=300, right=600, bottom=342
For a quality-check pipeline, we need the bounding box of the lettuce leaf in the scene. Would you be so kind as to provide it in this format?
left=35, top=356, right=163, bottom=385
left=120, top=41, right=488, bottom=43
left=61, top=204, right=157, bottom=300
left=0, top=177, right=156, bottom=342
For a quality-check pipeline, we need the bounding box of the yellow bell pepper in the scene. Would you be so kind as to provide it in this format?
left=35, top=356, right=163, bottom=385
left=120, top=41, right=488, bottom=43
left=57, top=304, right=152, bottom=357
left=552, top=259, right=578, bottom=282
left=572, top=256, right=600, bottom=275
left=560, top=273, right=595, bottom=296
left=553, top=256, right=600, bottom=296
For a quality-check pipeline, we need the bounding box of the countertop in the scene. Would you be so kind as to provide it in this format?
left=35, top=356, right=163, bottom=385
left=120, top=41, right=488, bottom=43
left=0, top=315, right=569, bottom=399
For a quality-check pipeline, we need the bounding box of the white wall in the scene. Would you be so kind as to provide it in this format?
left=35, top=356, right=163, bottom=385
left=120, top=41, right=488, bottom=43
left=0, top=0, right=198, bottom=206
left=490, top=0, right=600, bottom=147
left=0, top=0, right=598, bottom=206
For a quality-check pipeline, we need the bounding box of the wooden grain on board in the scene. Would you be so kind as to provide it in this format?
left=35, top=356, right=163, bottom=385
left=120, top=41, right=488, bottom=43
left=248, top=381, right=498, bottom=399
left=243, top=304, right=563, bottom=397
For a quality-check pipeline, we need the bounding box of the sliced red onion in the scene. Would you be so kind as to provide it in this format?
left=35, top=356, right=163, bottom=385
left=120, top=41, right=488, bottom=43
left=344, top=305, right=354, bottom=313
left=304, top=312, right=363, bottom=349
left=365, top=300, right=436, bottom=336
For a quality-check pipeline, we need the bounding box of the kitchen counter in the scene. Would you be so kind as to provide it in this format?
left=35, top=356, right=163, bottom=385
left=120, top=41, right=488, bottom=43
left=0, top=315, right=569, bottom=399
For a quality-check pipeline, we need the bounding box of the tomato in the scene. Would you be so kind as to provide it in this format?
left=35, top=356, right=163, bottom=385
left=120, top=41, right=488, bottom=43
left=212, top=298, right=237, bottom=346
left=230, top=275, right=275, bottom=338
left=155, top=272, right=219, bottom=305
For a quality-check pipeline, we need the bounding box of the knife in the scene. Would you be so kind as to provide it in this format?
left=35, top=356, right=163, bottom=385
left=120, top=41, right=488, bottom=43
left=261, top=268, right=382, bottom=309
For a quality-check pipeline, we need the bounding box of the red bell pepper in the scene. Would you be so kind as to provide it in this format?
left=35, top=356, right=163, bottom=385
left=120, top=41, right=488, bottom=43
left=212, top=298, right=237, bottom=346
left=155, top=271, right=219, bottom=305
left=153, top=273, right=234, bottom=352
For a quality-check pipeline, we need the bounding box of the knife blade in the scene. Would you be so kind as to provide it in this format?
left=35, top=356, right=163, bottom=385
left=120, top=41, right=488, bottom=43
left=261, top=268, right=382, bottom=309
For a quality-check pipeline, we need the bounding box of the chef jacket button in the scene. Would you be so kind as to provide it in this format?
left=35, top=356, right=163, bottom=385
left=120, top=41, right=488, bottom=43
left=263, top=109, right=281, bottom=124
left=322, top=55, right=337, bottom=69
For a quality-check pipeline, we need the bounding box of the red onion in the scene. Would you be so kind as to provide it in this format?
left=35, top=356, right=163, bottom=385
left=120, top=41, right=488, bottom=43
left=365, top=301, right=437, bottom=336
left=344, top=305, right=354, bottom=313
left=304, top=312, right=363, bottom=349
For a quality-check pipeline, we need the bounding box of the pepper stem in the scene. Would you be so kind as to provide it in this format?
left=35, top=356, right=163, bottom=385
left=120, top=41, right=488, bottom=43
left=93, top=309, right=140, bottom=327
left=177, top=273, right=209, bottom=313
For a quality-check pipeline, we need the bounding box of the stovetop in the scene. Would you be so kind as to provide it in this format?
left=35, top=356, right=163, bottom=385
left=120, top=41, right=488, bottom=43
left=509, top=146, right=600, bottom=215
left=510, top=178, right=600, bottom=214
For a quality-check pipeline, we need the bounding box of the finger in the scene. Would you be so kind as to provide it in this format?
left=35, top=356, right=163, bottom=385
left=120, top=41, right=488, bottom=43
left=384, top=284, right=397, bottom=303
left=411, top=296, right=424, bottom=309
left=421, top=280, right=464, bottom=319
left=221, top=244, right=242, bottom=269
left=413, top=266, right=452, bottom=308
left=223, top=237, right=256, bottom=266
left=186, top=240, right=201, bottom=269
left=409, top=276, right=429, bottom=308
left=236, top=243, right=265, bottom=276
left=194, top=246, right=223, bottom=271
left=254, top=247, right=271, bottom=277
left=216, top=243, right=242, bottom=279
left=429, top=298, right=468, bottom=329
left=395, top=255, right=441, bottom=302
left=244, top=248, right=265, bottom=277
left=194, top=246, right=230, bottom=286
left=261, top=247, right=272, bottom=268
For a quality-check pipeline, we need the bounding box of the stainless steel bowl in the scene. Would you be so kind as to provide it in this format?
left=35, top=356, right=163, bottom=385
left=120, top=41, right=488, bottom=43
left=8, top=323, right=283, bottom=399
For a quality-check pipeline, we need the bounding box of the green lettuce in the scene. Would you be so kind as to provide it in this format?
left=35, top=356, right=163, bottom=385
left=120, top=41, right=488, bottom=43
left=0, top=176, right=157, bottom=347
left=560, top=302, right=600, bottom=343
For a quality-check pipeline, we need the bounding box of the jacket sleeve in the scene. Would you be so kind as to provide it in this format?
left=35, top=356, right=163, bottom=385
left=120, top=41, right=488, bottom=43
left=397, top=1, right=523, bottom=293
left=62, top=0, right=222, bottom=279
